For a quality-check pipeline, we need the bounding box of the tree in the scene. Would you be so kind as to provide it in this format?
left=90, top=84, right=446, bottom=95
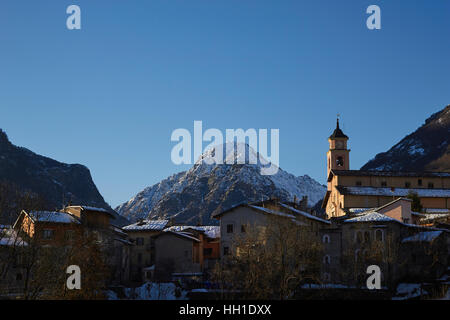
left=212, top=216, right=323, bottom=299
left=407, top=192, right=423, bottom=213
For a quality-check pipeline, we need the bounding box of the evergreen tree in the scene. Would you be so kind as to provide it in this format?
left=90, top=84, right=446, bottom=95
left=407, top=192, right=423, bottom=212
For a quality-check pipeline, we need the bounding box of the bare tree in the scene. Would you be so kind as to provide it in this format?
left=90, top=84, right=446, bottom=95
left=213, top=216, right=323, bottom=299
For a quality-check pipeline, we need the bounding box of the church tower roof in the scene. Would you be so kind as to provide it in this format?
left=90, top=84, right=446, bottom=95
left=329, top=118, right=349, bottom=139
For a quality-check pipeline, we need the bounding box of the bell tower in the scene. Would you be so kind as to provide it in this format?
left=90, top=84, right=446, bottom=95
left=327, top=117, right=350, bottom=179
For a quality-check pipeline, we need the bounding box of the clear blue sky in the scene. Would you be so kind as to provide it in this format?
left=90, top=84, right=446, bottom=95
left=1, top=1, right=449, bottom=208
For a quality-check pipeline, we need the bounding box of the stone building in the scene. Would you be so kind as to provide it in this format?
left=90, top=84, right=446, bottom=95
left=213, top=199, right=330, bottom=258
left=153, top=226, right=220, bottom=281
left=11, top=206, right=131, bottom=286
left=122, top=219, right=170, bottom=282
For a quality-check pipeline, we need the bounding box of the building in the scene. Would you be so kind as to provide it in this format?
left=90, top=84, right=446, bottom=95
left=13, top=210, right=82, bottom=246
left=122, top=219, right=170, bottom=282
left=12, top=206, right=131, bottom=286
left=164, top=226, right=220, bottom=271
left=62, top=205, right=131, bottom=285
left=154, top=230, right=202, bottom=280
left=322, top=119, right=450, bottom=219
left=213, top=199, right=330, bottom=258
left=323, top=208, right=449, bottom=287
left=153, top=226, right=220, bottom=281
left=0, top=225, right=27, bottom=296
left=213, top=195, right=449, bottom=289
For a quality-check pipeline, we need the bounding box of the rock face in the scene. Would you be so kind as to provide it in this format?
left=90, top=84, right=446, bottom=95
left=0, top=129, right=128, bottom=226
left=361, top=105, right=450, bottom=173
left=116, top=143, right=326, bottom=225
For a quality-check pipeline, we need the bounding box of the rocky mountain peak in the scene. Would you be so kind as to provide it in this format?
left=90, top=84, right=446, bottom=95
left=116, top=142, right=326, bottom=225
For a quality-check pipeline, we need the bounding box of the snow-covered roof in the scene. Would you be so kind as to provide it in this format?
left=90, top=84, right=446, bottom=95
left=344, top=211, right=397, bottom=223
left=123, top=219, right=169, bottom=231
left=247, top=205, right=296, bottom=219
left=348, top=208, right=374, bottom=214
left=419, top=213, right=450, bottom=221
left=336, top=186, right=450, bottom=198
left=402, top=231, right=443, bottom=243
left=161, top=230, right=200, bottom=242
left=330, top=170, right=450, bottom=178
left=425, top=208, right=450, bottom=214
left=112, top=225, right=127, bottom=235
left=279, top=203, right=331, bottom=224
left=375, top=197, right=411, bottom=211
left=0, top=229, right=27, bottom=247
left=29, top=211, right=80, bottom=224
left=165, top=226, right=220, bottom=239
left=66, top=205, right=110, bottom=213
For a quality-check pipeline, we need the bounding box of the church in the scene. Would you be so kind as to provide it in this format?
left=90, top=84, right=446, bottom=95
left=322, top=119, right=450, bottom=219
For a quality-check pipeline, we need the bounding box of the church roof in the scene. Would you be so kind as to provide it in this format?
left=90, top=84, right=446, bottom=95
left=329, top=119, right=348, bottom=139
left=327, top=169, right=450, bottom=182
left=336, top=185, right=450, bottom=198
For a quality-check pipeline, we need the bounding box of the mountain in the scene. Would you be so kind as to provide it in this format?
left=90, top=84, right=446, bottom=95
left=361, top=105, right=450, bottom=172
left=116, top=143, right=326, bottom=225
left=0, top=129, right=128, bottom=226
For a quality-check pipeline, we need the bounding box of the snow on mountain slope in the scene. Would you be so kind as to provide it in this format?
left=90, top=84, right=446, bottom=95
left=116, top=143, right=326, bottom=224
left=362, top=105, right=450, bottom=172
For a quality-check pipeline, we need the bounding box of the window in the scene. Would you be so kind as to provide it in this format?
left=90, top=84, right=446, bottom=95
left=405, top=181, right=411, bottom=188
left=64, top=230, right=74, bottom=240
left=322, top=234, right=330, bottom=244
left=428, top=182, right=434, bottom=189
left=223, top=246, right=230, bottom=256
left=403, top=218, right=410, bottom=224
left=226, top=224, right=234, bottom=234
left=42, top=229, right=54, bottom=240
left=323, top=255, right=331, bottom=265
left=241, top=225, right=246, bottom=233
left=375, top=229, right=384, bottom=242
left=381, top=181, right=387, bottom=187
left=418, top=179, right=422, bottom=186
left=356, top=181, right=362, bottom=186
left=203, top=248, right=213, bottom=256
left=336, top=156, right=344, bottom=167
left=16, top=273, right=22, bottom=281
left=137, top=253, right=142, bottom=263
left=136, top=237, right=144, bottom=246
left=184, top=250, right=189, bottom=258
left=323, top=273, right=331, bottom=282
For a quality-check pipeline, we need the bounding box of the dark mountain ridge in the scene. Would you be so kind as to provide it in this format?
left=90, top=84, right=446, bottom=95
left=0, top=129, right=128, bottom=226
left=362, top=105, right=450, bottom=172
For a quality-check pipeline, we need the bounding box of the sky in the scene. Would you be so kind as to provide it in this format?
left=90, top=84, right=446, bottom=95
left=0, top=1, right=449, bottom=208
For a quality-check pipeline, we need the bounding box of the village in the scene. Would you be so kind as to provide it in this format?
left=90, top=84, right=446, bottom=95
left=0, top=120, right=449, bottom=300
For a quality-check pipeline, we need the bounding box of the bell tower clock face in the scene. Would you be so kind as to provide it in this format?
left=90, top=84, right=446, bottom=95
left=336, top=140, right=344, bottom=149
